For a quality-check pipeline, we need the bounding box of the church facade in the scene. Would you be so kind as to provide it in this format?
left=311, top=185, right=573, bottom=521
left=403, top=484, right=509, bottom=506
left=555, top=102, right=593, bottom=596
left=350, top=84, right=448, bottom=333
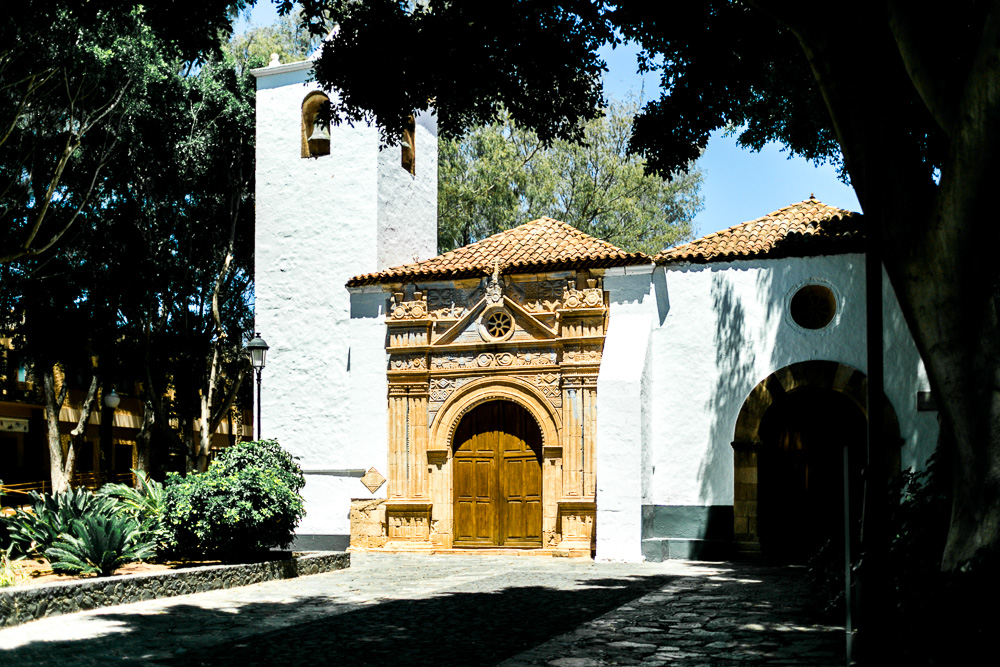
left=252, top=58, right=938, bottom=561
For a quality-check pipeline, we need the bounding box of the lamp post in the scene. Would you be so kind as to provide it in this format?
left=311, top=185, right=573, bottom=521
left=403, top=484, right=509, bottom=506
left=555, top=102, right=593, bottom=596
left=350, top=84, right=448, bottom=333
left=100, top=387, right=120, bottom=484
left=246, top=333, right=269, bottom=440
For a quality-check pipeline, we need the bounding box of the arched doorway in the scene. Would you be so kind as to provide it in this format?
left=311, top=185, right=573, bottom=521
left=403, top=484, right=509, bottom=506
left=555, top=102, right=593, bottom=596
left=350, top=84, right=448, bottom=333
left=452, top=400, right=543, bottom=547
left=757, top=387, right=866, bottom=561
left=731, top=360, right=901, bottom=557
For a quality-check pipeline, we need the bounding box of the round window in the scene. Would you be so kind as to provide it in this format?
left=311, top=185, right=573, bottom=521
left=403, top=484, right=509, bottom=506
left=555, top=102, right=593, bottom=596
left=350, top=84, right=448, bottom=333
left=790, top=284, right=837, bottom=330
left=484, top=311, right=513, bottom=338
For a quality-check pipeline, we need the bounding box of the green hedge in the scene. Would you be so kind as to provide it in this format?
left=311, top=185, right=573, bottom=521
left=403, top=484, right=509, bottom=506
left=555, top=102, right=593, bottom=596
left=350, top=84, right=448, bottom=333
left=163, top=439, right=305, bottom=560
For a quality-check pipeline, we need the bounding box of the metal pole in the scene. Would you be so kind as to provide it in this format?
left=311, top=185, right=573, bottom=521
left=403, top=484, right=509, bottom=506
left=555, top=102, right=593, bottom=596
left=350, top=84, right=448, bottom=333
left=844, top=443, right=853, bottom=666
left=256, top=368, right=262, bottom=440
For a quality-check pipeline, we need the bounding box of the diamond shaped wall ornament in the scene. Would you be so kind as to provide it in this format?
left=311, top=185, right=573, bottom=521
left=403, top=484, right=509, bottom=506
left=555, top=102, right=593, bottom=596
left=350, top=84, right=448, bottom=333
left=360, top=467, right=386, bottom=493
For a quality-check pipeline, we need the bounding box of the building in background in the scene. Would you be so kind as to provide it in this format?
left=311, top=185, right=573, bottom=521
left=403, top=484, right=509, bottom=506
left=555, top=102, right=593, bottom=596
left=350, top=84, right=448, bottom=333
left=254, top=54, right=937, bottom=561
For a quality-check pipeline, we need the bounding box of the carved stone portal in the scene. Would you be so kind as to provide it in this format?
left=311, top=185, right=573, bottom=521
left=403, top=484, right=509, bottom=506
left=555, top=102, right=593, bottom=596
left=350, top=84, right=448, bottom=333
left=367, top=269, right=606, bottom=555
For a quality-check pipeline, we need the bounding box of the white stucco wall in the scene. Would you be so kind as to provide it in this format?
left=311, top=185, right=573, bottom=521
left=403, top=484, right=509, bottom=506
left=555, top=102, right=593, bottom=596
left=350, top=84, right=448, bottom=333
left=595, top=267, right=662, bottom=561
left=377, top=111, right=438, bottom=270
left=644, top=254, right=938, bottom=512
left=253, top=61, right=435, bottom=539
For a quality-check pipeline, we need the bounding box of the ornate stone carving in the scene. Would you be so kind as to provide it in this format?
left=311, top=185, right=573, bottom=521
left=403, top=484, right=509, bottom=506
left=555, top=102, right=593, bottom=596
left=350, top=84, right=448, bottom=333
left=486, top=258, right=504, bottom=305
left=521, top=280, right=567, bottom=313
left=426, top=286, right=483, bottom=320
left=360, top=467, right=386, bottom=493
left=429, top=376, right=475, bottom=402
left=390, top=292, right=428, bottom=320
left=531, top=373, right=561, bottom=398
left=518, top=350, right=558, bottom=366
left=387, top=513, right=430, bottom=540
left=563, top=278, right=605, bottom=310
left=431, top=355, right=477, bottom=370
left=389, top=354, right=427, bottom=371
left=388, top=383, right=428, bottom=396
left=562, top=375, right=598, bottom=390
left=563, top=345, right=603, bottom=364
left=463, top=350, right=558, bottom=369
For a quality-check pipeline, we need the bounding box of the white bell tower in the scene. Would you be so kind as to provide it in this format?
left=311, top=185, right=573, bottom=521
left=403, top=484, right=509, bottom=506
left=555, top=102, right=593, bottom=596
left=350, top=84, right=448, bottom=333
left=252, top=54, right=437, bottom=549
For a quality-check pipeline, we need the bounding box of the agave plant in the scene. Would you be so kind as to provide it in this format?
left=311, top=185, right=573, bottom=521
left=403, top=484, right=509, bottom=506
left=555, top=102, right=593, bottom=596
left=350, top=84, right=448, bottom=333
left=99, top=472, right=171, bottom=554
left=6, top=488, right=119, bottom=558
left=45, top=514, right=155, bottom=577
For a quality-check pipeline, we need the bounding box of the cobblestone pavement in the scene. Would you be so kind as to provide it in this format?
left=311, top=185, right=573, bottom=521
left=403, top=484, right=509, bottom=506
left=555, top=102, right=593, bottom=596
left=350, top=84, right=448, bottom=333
left=0, top=554, right=844, bottom=666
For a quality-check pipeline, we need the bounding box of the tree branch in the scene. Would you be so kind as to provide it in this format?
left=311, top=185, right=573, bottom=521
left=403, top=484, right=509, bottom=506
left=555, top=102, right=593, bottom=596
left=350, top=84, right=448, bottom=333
left=209, top=361, right=248, bottom=435
left=887, top=0, right=958, bottom=137
left=70, top=373, right=100, bottom=438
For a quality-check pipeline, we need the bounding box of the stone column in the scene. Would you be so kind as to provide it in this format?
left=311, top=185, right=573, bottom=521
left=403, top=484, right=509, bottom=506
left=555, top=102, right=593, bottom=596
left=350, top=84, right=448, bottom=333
left=731, top=440, right=761, bottom=554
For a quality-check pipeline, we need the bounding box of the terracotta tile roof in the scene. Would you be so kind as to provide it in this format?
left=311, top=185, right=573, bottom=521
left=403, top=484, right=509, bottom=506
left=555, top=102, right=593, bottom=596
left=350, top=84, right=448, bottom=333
left=655, top=197, right=864, bottom=265
left=347, top=217, right=651, bottom=287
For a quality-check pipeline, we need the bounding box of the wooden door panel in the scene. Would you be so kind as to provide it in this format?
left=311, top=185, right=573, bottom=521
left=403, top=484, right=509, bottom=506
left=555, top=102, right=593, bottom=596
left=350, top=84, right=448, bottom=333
left=453, top=401, right=543, bottom=547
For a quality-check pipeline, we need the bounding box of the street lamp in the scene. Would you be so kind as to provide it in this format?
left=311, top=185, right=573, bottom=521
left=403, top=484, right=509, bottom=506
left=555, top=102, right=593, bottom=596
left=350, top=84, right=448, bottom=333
left=103, top=388, right=120, bottom=410
left=246, top=333, right=269, bottom=440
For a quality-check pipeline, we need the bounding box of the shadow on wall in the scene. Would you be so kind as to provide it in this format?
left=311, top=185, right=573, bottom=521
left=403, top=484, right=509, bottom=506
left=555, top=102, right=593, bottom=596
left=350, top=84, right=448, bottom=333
left=699, top=270, right=753, bottom=505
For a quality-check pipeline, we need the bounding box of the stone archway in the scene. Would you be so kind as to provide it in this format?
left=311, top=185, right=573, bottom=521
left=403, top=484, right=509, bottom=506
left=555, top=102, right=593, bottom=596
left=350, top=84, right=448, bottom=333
left=731, top=360, right=901, bottom=555
left=426, top=377, right=563, bottom=550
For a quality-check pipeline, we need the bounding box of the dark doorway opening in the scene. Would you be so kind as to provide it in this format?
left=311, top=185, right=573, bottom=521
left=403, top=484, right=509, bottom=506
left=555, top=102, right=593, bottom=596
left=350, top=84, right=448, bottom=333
left=757, top=387, right=866, bottom=562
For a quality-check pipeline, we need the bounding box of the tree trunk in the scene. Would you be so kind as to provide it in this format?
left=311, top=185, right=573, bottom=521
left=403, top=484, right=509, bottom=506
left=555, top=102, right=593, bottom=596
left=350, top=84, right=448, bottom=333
left=134, top=392, right=155, bottom=487
left=766, top=0, right=1000, bottom=574
left=42, top=365, right=72, bottom=494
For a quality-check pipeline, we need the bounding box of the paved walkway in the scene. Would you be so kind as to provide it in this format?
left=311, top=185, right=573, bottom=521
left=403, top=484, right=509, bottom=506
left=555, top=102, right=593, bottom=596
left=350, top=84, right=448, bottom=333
left=0, top=554, right=844, bottom=666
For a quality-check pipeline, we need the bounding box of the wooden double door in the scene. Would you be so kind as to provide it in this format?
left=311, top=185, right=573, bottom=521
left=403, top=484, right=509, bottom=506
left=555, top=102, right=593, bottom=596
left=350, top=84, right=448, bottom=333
left=452, top=401, right=543, bottom=547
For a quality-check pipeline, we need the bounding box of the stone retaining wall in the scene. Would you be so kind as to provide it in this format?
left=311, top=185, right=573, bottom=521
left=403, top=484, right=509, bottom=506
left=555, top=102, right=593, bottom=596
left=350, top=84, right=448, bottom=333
left=0, top=551, right=349, bottom=629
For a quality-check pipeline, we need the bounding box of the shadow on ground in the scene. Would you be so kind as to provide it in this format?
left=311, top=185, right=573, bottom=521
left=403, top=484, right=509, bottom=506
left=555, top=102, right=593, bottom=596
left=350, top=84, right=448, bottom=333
left=2, top=574, right=678, bottom=666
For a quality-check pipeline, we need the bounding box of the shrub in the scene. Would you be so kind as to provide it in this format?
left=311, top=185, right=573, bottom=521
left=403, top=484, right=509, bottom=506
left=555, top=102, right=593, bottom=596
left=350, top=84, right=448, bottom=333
left=1, top=545, right=21, bottom=588
left=6, top=488, right=119, bottom=558
left=163, top=439, right=305, bottom=560
left=45, top=514, right=154, bottom=577
left=99, top=472, right=172, bottom=555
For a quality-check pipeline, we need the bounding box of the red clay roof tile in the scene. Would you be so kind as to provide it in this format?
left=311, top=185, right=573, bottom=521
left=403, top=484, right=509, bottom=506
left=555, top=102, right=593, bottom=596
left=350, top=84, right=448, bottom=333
left=347, top=217, right=651, bottom=287
left=656, top=197, right=863, bottom=264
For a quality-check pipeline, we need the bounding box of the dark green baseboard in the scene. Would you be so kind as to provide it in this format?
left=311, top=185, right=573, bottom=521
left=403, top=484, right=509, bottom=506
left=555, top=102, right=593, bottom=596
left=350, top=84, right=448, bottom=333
left=641, top=505, right=734, bottom=561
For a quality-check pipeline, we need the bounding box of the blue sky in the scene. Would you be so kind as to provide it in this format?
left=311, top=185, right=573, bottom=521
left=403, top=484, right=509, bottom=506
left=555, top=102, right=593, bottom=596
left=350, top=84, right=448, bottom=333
left=241, top=3, right=860, bottom=239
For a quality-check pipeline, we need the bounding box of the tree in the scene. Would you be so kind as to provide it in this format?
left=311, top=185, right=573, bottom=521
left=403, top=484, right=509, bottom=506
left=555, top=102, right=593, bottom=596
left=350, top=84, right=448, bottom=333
left=438, top=101, right=702, bottom=255
left=0, top=0, right=251, bottom=263
left=1, top=6, right=259, bottom=488
left=288, top=0, right=1000, bottom=576
left=81, top=38, right=261, bottom=477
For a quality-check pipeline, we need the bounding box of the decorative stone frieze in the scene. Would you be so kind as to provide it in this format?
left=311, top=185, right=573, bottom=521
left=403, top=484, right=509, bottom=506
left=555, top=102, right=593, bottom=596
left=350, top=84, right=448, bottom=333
left=558, top=501, right=597, bottom=554
left=388, top=354, right=427, bottom=371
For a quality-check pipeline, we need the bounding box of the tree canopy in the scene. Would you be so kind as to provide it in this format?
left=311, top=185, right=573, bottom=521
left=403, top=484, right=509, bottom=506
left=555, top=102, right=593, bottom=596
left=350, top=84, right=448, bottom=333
left=439, top=101, right=702, bottom=255
left=1, top=3, right=260, bottom=484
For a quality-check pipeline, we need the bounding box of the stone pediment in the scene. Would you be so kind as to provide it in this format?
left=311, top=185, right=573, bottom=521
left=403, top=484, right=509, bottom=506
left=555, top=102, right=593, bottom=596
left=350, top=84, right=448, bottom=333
left=434, top=295, right=557, bottom=347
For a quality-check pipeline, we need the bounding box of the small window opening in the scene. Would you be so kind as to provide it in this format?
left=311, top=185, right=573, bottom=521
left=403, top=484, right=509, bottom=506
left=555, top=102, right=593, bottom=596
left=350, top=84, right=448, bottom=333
left=401, top=114, right=416, bottom=174
left=301, top=92, right=331, bottom=158
left=790, top=284, right=837, bottom=330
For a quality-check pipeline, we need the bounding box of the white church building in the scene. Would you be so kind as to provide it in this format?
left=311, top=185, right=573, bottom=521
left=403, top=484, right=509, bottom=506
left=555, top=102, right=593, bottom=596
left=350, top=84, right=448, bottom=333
left=252, top=57, right=938, bottom=562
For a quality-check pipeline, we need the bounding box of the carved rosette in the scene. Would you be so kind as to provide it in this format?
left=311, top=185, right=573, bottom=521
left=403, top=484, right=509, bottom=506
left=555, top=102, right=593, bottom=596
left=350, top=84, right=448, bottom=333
left=389, top=354, right=427, bottom=371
